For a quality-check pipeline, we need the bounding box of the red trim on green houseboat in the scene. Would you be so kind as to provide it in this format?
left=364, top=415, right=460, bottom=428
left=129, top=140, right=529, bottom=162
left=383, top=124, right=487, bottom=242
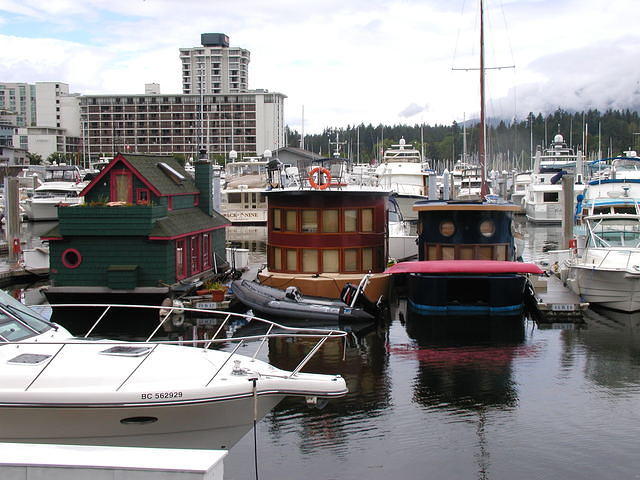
left=148, top=223, right=230, bottom=240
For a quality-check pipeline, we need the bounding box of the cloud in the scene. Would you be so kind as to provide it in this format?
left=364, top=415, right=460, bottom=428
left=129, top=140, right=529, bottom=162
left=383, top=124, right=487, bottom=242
left=399, top=103, right=428, bottom=118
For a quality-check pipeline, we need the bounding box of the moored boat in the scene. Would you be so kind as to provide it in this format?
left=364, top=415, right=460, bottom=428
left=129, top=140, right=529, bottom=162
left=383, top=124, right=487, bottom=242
left=231, top=277, right=376, bottom=323
left=0, top=289, right=348, bottom=449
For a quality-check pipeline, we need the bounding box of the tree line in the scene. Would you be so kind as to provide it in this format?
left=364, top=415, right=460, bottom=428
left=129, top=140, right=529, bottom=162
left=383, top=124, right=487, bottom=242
left=285, top=109, right=640, bottom=171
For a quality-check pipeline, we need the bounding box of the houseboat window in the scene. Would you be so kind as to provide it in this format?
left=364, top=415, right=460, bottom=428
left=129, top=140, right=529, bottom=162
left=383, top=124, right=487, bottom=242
left=190, top=235, right=200, bottom=274
left=322, top=249, right=340, bottom=273
left=362, top=248, right=373, bottom=271
left=460, top=246, right=474, bottom=260
left=344, top=209, right=358, bottom=232
left=175, top=239, right=187, bottom=280
left=496, top=245, right=507, bottom=261
left=272, top=209, right=281, bottom=230
left=543, top=192, right=559, bottom=203
left=285, top=210, right=297, bottom=231
left=479, top=219, right=495, bottom=238
left=362, top=209, right=374, bottom=232
left=427, top=245, right=438, bottom=260
left=322, top=210, right=339, bottom=233
left=439, top=220, right=456, bottom=237
left=286, top=249, right=297, bottom=271
left=302, top=210, right=318, bottom=232
left=136, top=188, right=150, bottom=204
left=478, top=246, right=493, bottom=260
left=111, top=170, right=132, bottom=203
left=61, top=248, right=82, bottom=269
left=227, top=192, right=241, bottom=204
left=302, top=249, right=318, bottom=272
left=344, top=249, right=358, bottom=272
left=202, top=233, right=211, bottom=269
left=442, top=246, right=455, bottom=260
left=273, top=247, right=282, bottom=270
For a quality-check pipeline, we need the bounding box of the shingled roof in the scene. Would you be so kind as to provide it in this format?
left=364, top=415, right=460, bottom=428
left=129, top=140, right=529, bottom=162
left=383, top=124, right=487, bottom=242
left=149, top=208, right=229, bottom=239
left=82, top=153, right=199, bottom=197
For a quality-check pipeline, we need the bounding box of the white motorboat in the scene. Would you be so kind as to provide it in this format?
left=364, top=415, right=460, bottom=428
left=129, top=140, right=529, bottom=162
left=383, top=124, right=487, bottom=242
left=0, top=291, right=347, bottom=449
left=566, top=213, right=640, bottom=312
left=375, top=138, right=431, bottom=221
left=523, top=134, right=585, bottom=223
left=23, top=165, right=88, bottom=221
left=220, top=151, right=270, bottom=224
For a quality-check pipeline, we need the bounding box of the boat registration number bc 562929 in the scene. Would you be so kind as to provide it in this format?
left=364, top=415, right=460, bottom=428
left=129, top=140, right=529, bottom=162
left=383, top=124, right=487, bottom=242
left=141, top=391, right=183, bottom=400
left=551, top=304, right=576, bottom=311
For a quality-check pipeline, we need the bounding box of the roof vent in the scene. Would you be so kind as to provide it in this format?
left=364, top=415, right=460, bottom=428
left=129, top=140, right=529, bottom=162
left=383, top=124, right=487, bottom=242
left=157, top=162, right=185, bottom=185
left=99, top=346, right=152, bottom=357
left=8, top=353, right=51, bottom=365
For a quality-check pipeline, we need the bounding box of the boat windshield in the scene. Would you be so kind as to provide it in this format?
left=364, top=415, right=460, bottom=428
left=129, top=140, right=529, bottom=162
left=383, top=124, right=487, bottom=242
left=589, top=219, right=640, bottom=248
left=0, top=290, right=52, bottom=342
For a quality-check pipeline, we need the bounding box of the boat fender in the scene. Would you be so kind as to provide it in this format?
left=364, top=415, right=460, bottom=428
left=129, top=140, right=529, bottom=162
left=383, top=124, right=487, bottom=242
left=308, top=167, right=332, bottom=190
left=172, top=313, right=185, bottom=327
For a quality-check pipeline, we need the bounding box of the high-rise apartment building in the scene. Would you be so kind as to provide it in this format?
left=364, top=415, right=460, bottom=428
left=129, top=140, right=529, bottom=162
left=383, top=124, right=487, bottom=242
left=0, top=82, right=37, bottom=127
left=179, top=33, right=250, bottom=95
left=80, top=90, right=285, bottom=160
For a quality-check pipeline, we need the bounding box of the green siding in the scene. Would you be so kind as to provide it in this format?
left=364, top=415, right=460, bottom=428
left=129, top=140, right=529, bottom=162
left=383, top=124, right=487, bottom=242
left=171, top=194, right=196, bottom=209
left=50, top=237, right=173, bottom=288
left=58, top=205, right=168, bottom=236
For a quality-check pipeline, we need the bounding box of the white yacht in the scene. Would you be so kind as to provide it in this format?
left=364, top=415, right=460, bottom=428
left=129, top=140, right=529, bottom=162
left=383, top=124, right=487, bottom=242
left=220, top=150, right=270, bottom=224
left=23, top=165, right=87, bottom=221
left=451, top=161, right=483, bottom=200
left=0, top=291, right=348, bottom=449
left=375, top=138, right=431, bottom=221
left=566, top=213, right=640, bottom=312
left=523, top=134, right=585, bottom=223
left=510, top=171, right=531, bottom=208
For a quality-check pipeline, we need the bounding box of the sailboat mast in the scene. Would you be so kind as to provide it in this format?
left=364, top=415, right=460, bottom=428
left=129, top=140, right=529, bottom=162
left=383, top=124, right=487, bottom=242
left=479, top=0, right=489, bottom=196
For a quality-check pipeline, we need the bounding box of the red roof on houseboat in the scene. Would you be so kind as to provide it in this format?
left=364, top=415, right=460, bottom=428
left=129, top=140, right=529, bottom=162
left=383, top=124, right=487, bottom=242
left=385, top=260, right=544, bottom=275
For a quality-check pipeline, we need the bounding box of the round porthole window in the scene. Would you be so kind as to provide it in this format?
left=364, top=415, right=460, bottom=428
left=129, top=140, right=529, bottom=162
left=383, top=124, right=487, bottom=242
left=61, top=248, right=82, bottom=269
left=439, top=220, right=456, bottom=237
left=479, top=219, right=495, bottom=238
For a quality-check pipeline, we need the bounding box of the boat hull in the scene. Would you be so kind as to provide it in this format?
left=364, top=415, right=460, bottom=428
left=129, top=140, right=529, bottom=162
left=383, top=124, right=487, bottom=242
left=407, top=273, right=529, bottom=316
left=567, top=266, right=640, bottom=312
left=0, top=395, right=283, bottom=450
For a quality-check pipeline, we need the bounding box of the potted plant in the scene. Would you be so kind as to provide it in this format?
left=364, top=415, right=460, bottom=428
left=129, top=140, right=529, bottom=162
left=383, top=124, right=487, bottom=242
left=196, top=280, right=226, bottom=301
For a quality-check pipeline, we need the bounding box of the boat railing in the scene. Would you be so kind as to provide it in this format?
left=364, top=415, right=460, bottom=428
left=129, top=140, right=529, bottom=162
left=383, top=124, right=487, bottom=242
left=4, top=303, right=348, bottom=392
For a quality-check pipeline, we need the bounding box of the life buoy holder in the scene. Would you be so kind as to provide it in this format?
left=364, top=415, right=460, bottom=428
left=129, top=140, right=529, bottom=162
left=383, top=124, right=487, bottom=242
left=568, top=238, right=577, bottom=254
left=308, top=167, right=332, bottom=190
left=12, top=238, right=20, bottom=254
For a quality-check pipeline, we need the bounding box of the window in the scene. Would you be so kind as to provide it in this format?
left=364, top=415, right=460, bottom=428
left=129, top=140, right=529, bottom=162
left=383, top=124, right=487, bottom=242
left=344, top=209, right=357, bottom=232
left=344, top=249, right=358, bottom=272
left=322, top=210, right=339, bottom=232
left=110, top=169, right=133, bottom=203
left=285, top=210, right=297, bottom=231
left=273, top=247, right=282, bottom=270
left=361, top=209, right=374, bottom=232
left=322, top=249, right=340, bottom=273
left=301, top=210, right=318, bottom=232
left=286, top=249, right=297, bottom=271
left=439, top=220, right=455, bottom=237
left=479, top=220, right=495, bottom=238
left=543, top=192, right=559, bottom=203
left=175, top=239, right=187, bottom=280
left=273, top=209, right=281, bottom=230
left=302, top=249, right=318, bottom=272
left=136, top=188, right=150, bottom=205
left=190, top=235, right=200, bottom=274
left=362, top=248, right=373, bottom=271
left=61, top=248, right=82, bottom=269
left=202, top=233, right=211, bottom=269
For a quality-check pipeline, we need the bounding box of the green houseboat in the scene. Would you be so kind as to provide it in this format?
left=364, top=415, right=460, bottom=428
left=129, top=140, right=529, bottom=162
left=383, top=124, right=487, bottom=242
left=43, top=153, right=229, bottom=333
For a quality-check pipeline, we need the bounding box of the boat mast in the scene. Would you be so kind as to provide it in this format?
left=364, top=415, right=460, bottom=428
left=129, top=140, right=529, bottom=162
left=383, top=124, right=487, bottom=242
left=479, top=0, right=489, bottom=197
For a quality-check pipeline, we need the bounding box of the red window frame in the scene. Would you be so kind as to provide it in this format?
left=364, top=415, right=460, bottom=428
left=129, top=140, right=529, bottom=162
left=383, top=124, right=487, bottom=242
left=136, top=188, right=150, bottom=205
left=109, top=169, right=133, bottom=203
left=202, top=233, right=211, bottom=269
left=167, top=196, right=173, bottom=211
left=190, top=235, right=200, bottom=275
left=175, top=239, right=187, bottom=280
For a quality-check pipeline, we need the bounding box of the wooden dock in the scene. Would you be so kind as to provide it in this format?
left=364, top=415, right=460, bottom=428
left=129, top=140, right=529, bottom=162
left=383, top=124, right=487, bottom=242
left=531, top=274, right=588, bottom=323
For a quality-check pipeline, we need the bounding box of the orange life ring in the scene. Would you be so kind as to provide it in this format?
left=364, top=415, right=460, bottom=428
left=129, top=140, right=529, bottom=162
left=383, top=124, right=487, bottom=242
left=309, top=167, right=332, bottom=190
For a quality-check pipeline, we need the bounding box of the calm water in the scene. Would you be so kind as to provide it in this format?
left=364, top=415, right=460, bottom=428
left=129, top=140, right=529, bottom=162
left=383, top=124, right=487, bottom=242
left=224, top=220, right=640, bottom=480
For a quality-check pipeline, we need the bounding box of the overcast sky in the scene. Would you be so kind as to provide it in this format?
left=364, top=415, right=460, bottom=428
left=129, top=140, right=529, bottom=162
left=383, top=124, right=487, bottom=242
left=1, top=0, right=639, bottom=133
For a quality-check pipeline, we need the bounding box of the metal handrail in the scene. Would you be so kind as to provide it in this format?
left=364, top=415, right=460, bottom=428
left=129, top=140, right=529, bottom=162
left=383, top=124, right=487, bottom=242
left=9, top=303, right=348, bottom=392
